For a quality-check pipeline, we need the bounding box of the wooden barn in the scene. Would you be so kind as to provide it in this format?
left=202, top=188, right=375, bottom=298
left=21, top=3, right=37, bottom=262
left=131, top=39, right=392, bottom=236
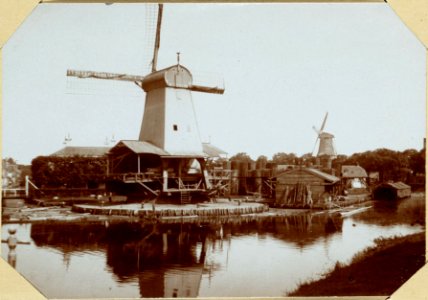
left=373, top=181, right=411, bottom=200
left=275, top=167, right=340, bottom=208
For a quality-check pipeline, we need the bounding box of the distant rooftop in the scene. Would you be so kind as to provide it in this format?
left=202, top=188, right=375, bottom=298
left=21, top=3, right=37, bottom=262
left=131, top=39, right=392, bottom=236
left=341, top=165, right=368, bottom=178
left=202, top=143, right=227, bottom=158
left=51, top=146, right=111, bottom=157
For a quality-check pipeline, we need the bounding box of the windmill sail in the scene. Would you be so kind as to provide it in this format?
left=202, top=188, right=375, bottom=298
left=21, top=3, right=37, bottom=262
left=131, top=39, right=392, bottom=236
left=66, top=70, right=145, bottom=82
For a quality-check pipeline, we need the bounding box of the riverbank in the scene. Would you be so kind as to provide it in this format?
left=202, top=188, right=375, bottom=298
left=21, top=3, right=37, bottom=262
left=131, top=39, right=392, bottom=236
left=288, top=231, right=426, bottom=296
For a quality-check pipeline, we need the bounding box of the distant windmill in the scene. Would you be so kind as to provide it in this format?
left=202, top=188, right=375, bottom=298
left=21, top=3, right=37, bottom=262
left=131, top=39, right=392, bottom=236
left=312, top=112, right=337, bottom=168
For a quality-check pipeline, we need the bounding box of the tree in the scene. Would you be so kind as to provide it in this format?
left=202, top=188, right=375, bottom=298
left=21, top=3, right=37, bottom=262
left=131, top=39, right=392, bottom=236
left=343, top=148, right=403, bottom=182
left=229, top=152, right=253, bottom=162
left=256, top=155, right=268, bottom=163
left=408, top=149, right=425, bottom=175
left=271, top=152, right=297, bottom=165
left=300, top=153, right=316, bottom=166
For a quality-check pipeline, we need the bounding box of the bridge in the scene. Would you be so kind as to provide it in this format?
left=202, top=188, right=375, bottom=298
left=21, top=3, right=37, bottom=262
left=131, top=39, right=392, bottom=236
left=2, top=176, right=38, bottom=201
left=2, top=188, right=27, bottom=199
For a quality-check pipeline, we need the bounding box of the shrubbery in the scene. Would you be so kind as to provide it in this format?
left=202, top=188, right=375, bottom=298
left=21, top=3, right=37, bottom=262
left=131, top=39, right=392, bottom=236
left=31, top=156, right=107, bottom=188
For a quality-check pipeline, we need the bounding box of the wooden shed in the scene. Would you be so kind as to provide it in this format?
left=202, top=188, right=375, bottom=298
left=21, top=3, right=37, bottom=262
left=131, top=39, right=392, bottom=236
left=373, top=181, right=411, bottom=200
left=275, top=167, right=340, bottom=208
left=340, top=165, right=369, bottom=195
left=107, top=140, right=227, bottom=202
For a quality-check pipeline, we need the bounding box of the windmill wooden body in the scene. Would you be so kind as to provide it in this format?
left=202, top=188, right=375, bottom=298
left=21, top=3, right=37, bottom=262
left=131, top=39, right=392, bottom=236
left=66, top=5, right=227, bottom=202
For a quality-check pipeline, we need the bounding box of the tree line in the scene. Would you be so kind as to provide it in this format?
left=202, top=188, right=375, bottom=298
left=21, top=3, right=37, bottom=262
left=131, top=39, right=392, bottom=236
left=3, top=147, right=425, bottom=189
left=227, top=147, right=425, bottom=182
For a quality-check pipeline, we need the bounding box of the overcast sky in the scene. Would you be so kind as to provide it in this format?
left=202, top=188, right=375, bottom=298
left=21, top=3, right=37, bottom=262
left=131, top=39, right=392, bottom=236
left=2, top=3, right=426, bottom=164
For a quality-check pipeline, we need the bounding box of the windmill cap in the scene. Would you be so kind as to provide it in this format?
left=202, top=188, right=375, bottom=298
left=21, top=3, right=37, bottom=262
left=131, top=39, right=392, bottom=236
left=142, top=65, right=193, bottom=92
left=319, top=132, right=334, bottom=138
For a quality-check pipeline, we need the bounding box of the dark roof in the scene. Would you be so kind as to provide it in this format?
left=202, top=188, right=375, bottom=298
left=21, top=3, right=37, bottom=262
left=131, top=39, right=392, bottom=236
left=51, top=146, right=111, bottom=157
left=341, top=165, right=368, bottom=178
left=202, top=143, right=227, bottom=157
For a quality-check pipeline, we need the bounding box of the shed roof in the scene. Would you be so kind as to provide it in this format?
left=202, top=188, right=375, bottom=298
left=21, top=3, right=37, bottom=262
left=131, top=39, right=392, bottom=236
left=51, top=146, right=111, bottom=157
left=111, top=140, right=169, bottom=156
left=110, top=140, right=224, bottom=158
left=341, top=165, right=368, bottom=178
left=384, top=181, right=411, bottom=190
left=305, top=168, right=340, bottom=183
left=277, top=167, right=340, bottom=183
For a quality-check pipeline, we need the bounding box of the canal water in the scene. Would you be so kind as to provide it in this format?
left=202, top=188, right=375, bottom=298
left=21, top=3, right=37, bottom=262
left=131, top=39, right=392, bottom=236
left=1, top=195, right=425, bottom=298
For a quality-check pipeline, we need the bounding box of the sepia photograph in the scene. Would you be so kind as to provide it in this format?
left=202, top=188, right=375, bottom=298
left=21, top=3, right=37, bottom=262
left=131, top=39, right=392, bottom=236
left=1, top=1, right=426, bottom=299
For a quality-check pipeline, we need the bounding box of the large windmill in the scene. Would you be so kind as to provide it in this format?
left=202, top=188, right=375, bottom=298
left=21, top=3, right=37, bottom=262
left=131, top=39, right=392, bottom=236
left=66, top=4, right=225, bottom=202
left=312, top=112, right=337, bottom=169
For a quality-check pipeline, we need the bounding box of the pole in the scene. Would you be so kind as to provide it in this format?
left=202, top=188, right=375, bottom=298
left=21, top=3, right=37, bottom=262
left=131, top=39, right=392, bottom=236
left=25, top=176, right=29, bottom=198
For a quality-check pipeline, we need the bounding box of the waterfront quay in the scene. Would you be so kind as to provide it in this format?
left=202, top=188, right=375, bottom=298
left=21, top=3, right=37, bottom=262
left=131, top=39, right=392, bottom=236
left=72, top=200, right=269, bottom=219
left=2, top=196, right=373, bottom=225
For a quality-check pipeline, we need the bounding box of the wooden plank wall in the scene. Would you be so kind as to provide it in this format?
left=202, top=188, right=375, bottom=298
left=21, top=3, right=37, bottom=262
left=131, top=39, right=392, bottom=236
left=275, top=169, right=326, bottom=204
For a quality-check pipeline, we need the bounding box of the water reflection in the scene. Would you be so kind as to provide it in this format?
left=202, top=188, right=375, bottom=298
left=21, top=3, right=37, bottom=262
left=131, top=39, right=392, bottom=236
left=28, top=213, right=342, bottom=297
left=4, top=228, right=18, bottom=267
left=354, top=194, right=425, bottom=226
left=1, top=196, right=424, bottom=298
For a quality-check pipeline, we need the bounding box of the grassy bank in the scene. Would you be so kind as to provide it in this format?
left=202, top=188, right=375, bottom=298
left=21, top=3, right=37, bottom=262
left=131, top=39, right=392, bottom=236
left=289, top=232, right=426, bottom=296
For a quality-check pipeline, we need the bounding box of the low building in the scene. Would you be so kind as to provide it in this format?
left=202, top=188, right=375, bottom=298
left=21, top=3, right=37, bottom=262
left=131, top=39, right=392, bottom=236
left=107, top=140, right=226, bottom=202
left=275, top=167, right=340, bottom=208
left=373, top=181, right=411, bottom=200
left=341, top=165, right=369, bottom=195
